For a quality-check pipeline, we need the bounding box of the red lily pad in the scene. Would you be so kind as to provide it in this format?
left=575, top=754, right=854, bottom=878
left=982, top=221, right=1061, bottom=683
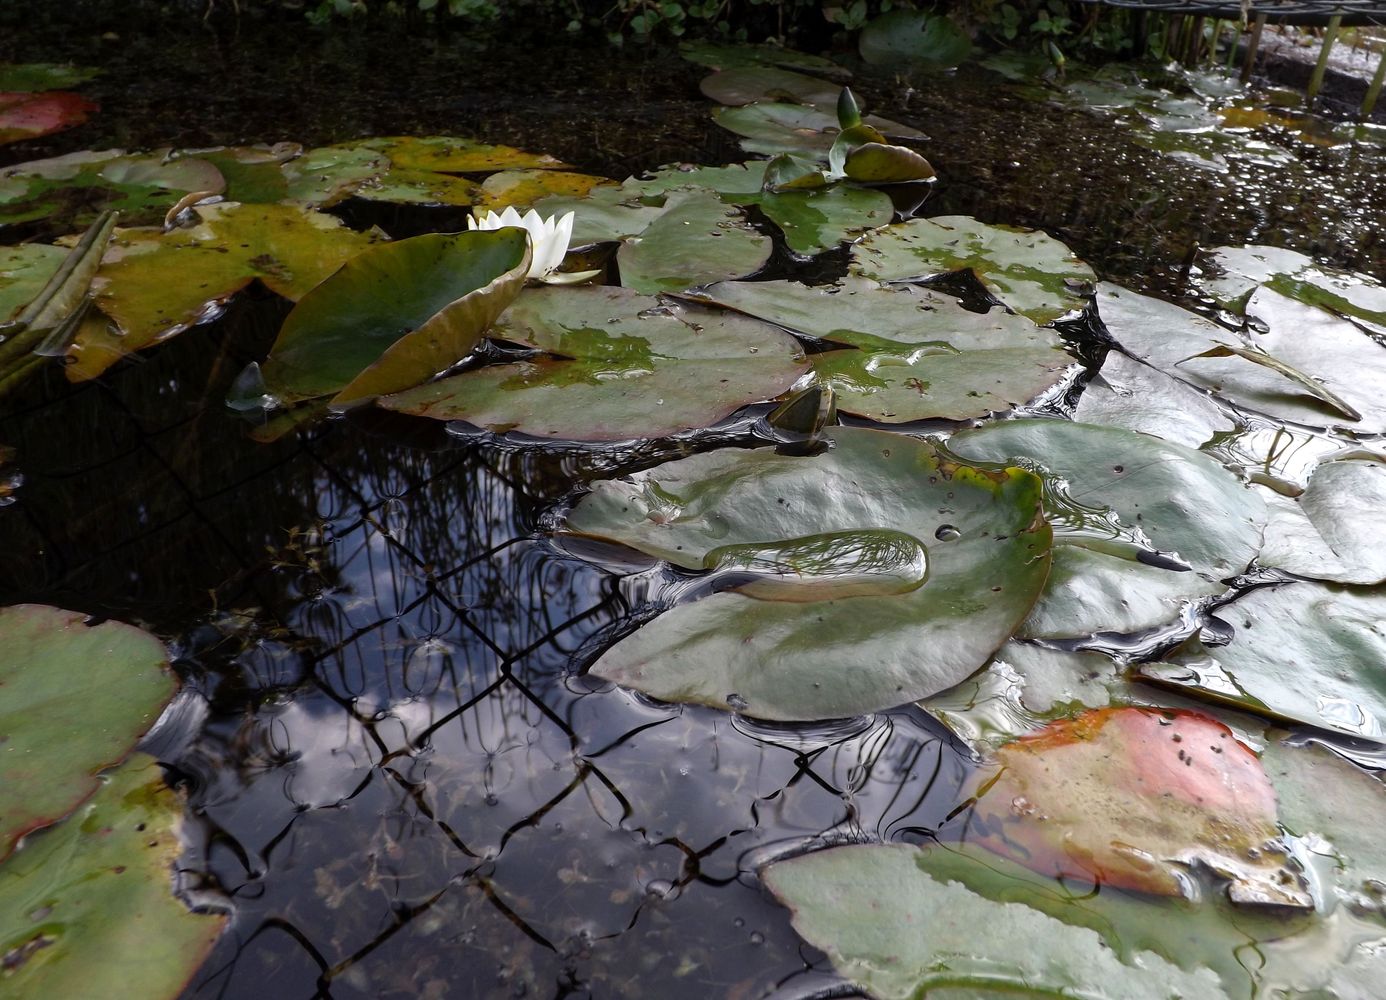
left=0, top=91, right=96, bottom=146
left=969, top=707, right=1310, bottom=907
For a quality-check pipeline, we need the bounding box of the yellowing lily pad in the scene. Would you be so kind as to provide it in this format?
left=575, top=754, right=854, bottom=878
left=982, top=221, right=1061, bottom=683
left=0, top=244, right=67, bottom=323
left=379, top=284, right=808, bottom=440
left=280, top=144, right=389, bottom=206
left=68, top=202, right=379, bottom=381
left=0, top=604, right=174, bottom=859
left=475, top=169, right=615, bottom=212
left=0, top=756, right=225, bottom=1000
left=355, top=167, right=482, bottom=206
left=348, top=135, right=567, bottom=173
left=852, top=215, right=1095, bottom=323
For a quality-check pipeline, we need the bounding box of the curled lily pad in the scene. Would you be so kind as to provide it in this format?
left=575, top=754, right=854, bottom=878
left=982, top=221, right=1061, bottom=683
left=0, top=149, right=224, bottom=229
left=379, top=285, right=807, bottom=440
left=851, top=216, right=1094, bottom=323
left=0, top=244, right=67, bottom=323
left=348, top=135, right=567, bottom=172
left=969, top=707, right=1308, bottom=906
left=260, top=227, right=530, bottom=406
left=565, top=425, right=1052, bottom=720
left=0, top=605, right=174, bottom=859
left=1140, top=582, right=1386, bottom=740
left=614, top=189, right=770, bottom=294
left=68, top=202, right=379, bottom=381
left=0, top=756, right=225, bottom=999
left=859, top=9, right=973, bottom=69
left=695, top=277, right=1073, bottom=421
left=1200, top=244, right=1386, bottom=334
left=1258, top=458, right=1386, bottom=584
left=0, top=91, right=96, bottom=148
left=698, top=67, right=842, bottom=108
left=842, top=142, right=936, bottom=184
left=475, top=169, right=614, bottom=211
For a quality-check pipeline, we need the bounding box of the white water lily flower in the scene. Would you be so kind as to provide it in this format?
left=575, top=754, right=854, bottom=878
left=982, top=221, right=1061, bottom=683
left=467, top=206, right=599, bottom=284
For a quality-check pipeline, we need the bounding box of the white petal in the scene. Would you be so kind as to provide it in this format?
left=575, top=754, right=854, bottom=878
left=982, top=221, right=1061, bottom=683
left=499, top=206, right=524, bottom=228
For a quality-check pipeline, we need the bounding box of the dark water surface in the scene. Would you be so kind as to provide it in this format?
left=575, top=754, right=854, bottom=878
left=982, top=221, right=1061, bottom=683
left=2, top=11, right=1384, bottom=999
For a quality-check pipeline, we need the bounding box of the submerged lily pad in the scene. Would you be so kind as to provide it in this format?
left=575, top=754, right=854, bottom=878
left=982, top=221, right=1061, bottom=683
left=380, top=285, right=807, bottom=440
left=970, top=707, right=1307, bottom=905
left=0, top=605, right=174, bottom=859
left=0, top=149, right=224, bottom=228
left=261, top=227, right=530, bottom=406
left=564, top=426, right=1052, bottom=720
left=851, top=216, right=1094, bottom=323
left=0, top=91, right=96, bottom=147
left=0, top=244, right=67, bottom=323
left=348, top=135, right=567, bottom=173
left=1258, top=458, right=1386, bottom=584
left=614, top=189, right=771, bottom=294
left=859, top=10, right=973, bottom=69
left=0, top=756, right=225, bottom=999
left=695, top=277, right=1072, bottom=421
left=68, top=202, right=378, bottom=381
left=1141, top=582, right=1386, bottom=740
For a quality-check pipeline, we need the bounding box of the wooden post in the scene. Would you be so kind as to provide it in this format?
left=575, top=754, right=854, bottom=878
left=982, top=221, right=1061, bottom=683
left=1134, top=9, right=1149, bottom=58
left=1241, top=13, right=1266, bottom=84
left=1306, top=15, right=1342, bottom=108
left=1166, top=15, right=1184, bottom=61
left=1186, top=16, right=1206, bottom=64
left=1363, top=44, right=1386, bottom=119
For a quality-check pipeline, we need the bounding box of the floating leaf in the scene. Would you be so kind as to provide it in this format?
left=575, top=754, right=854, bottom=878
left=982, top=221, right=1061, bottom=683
left=758, top=185, right=894, bottom=256
left=698, top=67, right=841, bottom=108
left=761, top=152, right=827, bottom=192
left=565, top=426, right=1052, bottom=720
left=678, top=41, right=851, bottom=80
left=712, top=102, right=924, bottom=158
left=851, top=216, right=1094, bottom=323
left=1072, top=349, right=1234, bottom=449
left=969, top=707, right=1308, bottom=905
left=1180, top=344, right=1362, bottom=422
left=0, top=63, right=100, bottom=92
left=632, top=161, right=768, bottom=199
left=859, top=10, right=973, bottom=69
left=763, top=843, right=1230, bottom=1000
left=0, top=149, right=222, bottom=229
left=280, top=144, right=388, bottom=207
left=1098, top=283, right=1386, bottom=431
left=533, top=181, right=669, bottom=245
left=68, top=202, right=378, bottom=381
left=347, top=135, right=567, bottom=172
left=0, top=757, right=225, bottom=999
left=1200, top=244, right=1386, bottom=334
left=1141, top=582, right=1386, bottom=740
left=260, top=227, right=530, bottom=406
left=0, top=605, right=174, bottom=859
left=183, top=143, right=301, bottom=204
left=615, top=189, right=770, bottom=294
left=0, top=244, right=66, bottom=323
left=475, top=169, right=614, bottom=211
left=0, top=91, right=96, bottom=147
left=380, top=285, right=807, bottom=440
left=949, top=419, right=1267, bottom=578
left=1259, top=458, right=1386, bottom=584
left=355, top=167, right=481, bottom=206
left=694, top=277, right=1072, bottom=421
left=842, top=142, right=936, bottom=184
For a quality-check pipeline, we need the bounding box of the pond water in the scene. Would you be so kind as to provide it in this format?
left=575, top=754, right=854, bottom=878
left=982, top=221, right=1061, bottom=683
left=2, top=10, right=1385, bottom=1000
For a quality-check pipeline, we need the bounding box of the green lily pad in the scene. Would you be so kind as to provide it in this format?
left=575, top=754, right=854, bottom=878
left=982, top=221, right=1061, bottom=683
left=355, top=166, right=481, bottom=207
left=695, top=277, right=1073, bottom=421
left=347, top=135, right=567, bottom=173
left=615, top=189, right=771, bottom=294
left=1258, top=458, right=1386, bottom=584
left=0, top=756, right=225, bottom=999
left=0, top=244, right=67, bottom=323
left=1140, top=582, right=1386, bottom=740
left=757, top=185, right=894, bottom=257
left=949, top=419, right=1267, bottom=578
left=379, top=285, right=807, bottom=440
left=280, top=144, right=389, bottom=207
left=763, top=843, right=1230, bottom=1000
left=0, top=91, right=97, bottom=148
left=0, top=605, right=174, bottom=860
left=565, top=425, right=1052, bottom=721
left=1200, top=244, right=1386, bottom=334
left=0, top=149, right=224, bottom=228
left=533, top=181, right=669, bottom=245
left=712, top=102, right=924, bottom=159
left=260, top=227, right=530, bottom=406
left=1072, top=349, right=1234, bottom=449
left=475, top=169, right=614, bottom=212
left=858, top=9, right=973, bottom=69
left=1097, top=283, right=1386, bottom=432
left=0, top=63, right=100, bottom=92
left=181, top=144, right=300, bottom=204
left=68, top=202, right=379, bottom=381
left=631, top=161, right=768, bottom=200
left=678, top=41, right=851, bottom=80
left=851, top=216, right=1094, bottom=323
left=970, top=706, right=1307, bottom=905
left=698, top=67, right=842, bottom=108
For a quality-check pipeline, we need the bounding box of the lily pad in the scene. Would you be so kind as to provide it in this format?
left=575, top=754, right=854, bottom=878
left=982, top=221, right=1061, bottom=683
left=0, top=149, right=223, bottom=228
left=348, top=135, right=567, bottom=173
left=260, top=227, right=530, bottom=406
left=1200, top=244, right=1386, bottom=334
left=0, top=91, right=96, bottom=147
left=631, top=161, right=768, bottom=200
left=0, top=604, right=174, bottom=859
left=68, top=202, right=378, bottom=381
left=969, top=707, right=1307, bottom=905
left=763, top=843, right=1229, bottom=1000
left=280, top=144, right=389, bottom=206
left=1258, top=458, right=1386, bottom=584
left=858, top=10, right=973, bottom=69
left=0, top=244, right=67, bottom=323
left=1072, top=349, right=1234, bottom=449
left=698, top=67, right=842, bottom=108
left=355, top=166, right=481, bottom=207
left=678, top=41, right=851, bottom=80
left=533, top=181, right=670, bottom=245
left=475, top=169, right=614, bottom=211
left=712, top=102, right=924, bottom=158
left=0, top=63, right=100, bottom=92
left=757, top=185, right=894, bottom=257
left=949, top=419, right=1267, bottom=578
left=564, top=425, right=1052, bottom=720
left=379, top=284, right=807, bottom=440
left=1140, top=582, right=1386, bottom=740
left=1098, top=282, right=1386, bottom=432
left=695, top=277, right=1072, bottom=421
left=182, top=143, right=301, bottom=204
left=615, top=189, right=771, bottom=294
left=0, top=756, right=226, bottom=999
left=851, top=216, right=1094, bottom=323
